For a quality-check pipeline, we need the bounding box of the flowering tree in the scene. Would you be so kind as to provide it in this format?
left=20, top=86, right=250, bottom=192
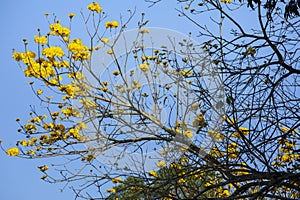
left=2, top=0, right=300, bottom=199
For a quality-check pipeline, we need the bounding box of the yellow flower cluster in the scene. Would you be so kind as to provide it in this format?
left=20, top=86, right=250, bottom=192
left=24, top=60, right=55, bottom=78
left=68, top=39, right=90, bottom=60
left=58, top=83, right=81, bottom=99
left=183, top=129, right=193, bottom=139
left=221, top=0, right=232, bottom=3
left=42, top=46, right=65, bottom=58
left=34, top=35, right=48, bottom=45
left=6, top=147, right=19, bottom=156
left=19, top=138, right=38, bottom=146
left=180, top=69, right=193, bottom=76
left=139, top=63, right=150, bottom=71
left=68, top=72, right=85, bottom=80
left=61, top=106, right=81, bottom=118
left=24, top=123, right=38, bottom=132
left=80, top=98, right=98, bottom=109
left=228, top=142, right=239, bottom=159
left=156, top=160, right=167, bottom=167
left=49, top=23, right=70, bottom=37
left=87, top=2, right=102, bottom=13
left=209, top=146, right=224, bottom=158
left=232, top=127, right=249, bottom=138
left=105, top=21, right=119, bottom=28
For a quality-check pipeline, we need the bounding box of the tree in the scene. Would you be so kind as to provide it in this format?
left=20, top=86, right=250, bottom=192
left=2, top=0, right=300, bottom=199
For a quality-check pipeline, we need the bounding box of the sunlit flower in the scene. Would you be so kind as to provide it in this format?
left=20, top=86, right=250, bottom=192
left=156, top=160, right=167, bottom=167
left=139, top=29, right=150, bottom=34
left=105, top=21, right=119, bottom=28
left=112, top=177, right=122, bottom=183
left=6, top=147, right=19, bottom=156
left=106, top=188, right=116, bottom=193
left=38, top=165, right=49, bottom=172
left=148, top=170, right=158, bottom=178
left=68, top=13, right=76, bottom=18
left=101, top=38, right=110, bottom=43
left=112, top=70, right=121, bottom=76
left=34, top=35, right=48, bottom=45
left=87, top=2, right=102, bottom=13
left=37, top=89, right=43, bottom=95
left=139, top=63, right=150, bottom=71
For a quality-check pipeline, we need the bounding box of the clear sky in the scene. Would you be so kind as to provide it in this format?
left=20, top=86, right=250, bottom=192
left=0, top=1, right=195, bottom=199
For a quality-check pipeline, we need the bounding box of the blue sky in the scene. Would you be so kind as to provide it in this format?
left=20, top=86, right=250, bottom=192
left=0, top=1, right=194, bottom=199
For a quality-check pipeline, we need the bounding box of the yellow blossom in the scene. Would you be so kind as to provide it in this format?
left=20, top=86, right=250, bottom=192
left=34, top=35, right=48, bottom=45
left=221, top=0, right=232, bottom=3
left=112, top=177, right=122, bottom=183
left=180, top=70, right=193, bottom=76
left=87, top=2, right=102, bottom=13
left=107, top=49, right=114, bottom=54
left=139, top=63, right=150, bottom=71
left=19, top=140, right=28, bottom=146
left=101, top=38, right=110, bottom=43
left=12, top=51, right=24, bottom=61
left=68, top=13, right=76, bottom=18
left=112, top=70, right=121, bottom=76
left=68, top=39, right=90, bottom=60
left=139, top=29, right=150, bottom=34
left=6, top=147, right=19, bottom=156
left=49, top=23, right=70, bottom=37
left=106, top=188, right=116, bottom=193
left=183, top=130, right=193, bottom=138
left=148, top=170, right=158, bottom=178
left=156, top=160, right=167, bottom=167
left=105, top=21, right=119, bottom=28
left=42, top=46, right=65, bottom=58
left=37, top=89, right=43, bottom=95
left=38, top=165, right=49, bottom=172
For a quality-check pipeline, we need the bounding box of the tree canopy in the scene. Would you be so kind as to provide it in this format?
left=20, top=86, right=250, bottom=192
left=2, top=0, right=300, bottom=199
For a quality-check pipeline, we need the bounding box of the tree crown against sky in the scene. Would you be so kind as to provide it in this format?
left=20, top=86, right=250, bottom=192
left=2, top=0, right=300, bottom=199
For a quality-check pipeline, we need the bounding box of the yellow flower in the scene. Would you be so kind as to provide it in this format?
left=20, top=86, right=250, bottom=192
left=112, top=70, right=121, bottom=76
left=177, top=178, right=187, bottom=184
left=183, top=130, right=193, bottom=138
left=68, top=13, right=76, bottom=18
left=156, top=160, right=167, bottom=167
left=19, top=140, right=28, bottom=146
left=49, top=23, right=70, bottom=37
left=34, top=35, right=48, bottom=45
left=105, top=21, right=119, bottom=28
left=101, top=38, right=110, bottom=43
left=148, top=170, right=158, bottom=178
left=12, top=51, right=24, bottom=61
left=180, top=70, right=193, bottom=76
left=40, top=175, right=48, bottom=179
left=38, top=165, right=49, bottom=172
left=106, top=49, right=114, bottom=54
left=42, top=46, right=65, bottom=58
left=6, top=147, right=19, bottom=156
left=106, top=188, right=116, bottom=193
left=37, top=89, right=43, bottom=95
left=139, top=29, right=150, bottom=34
left=221, top=0, right=232, bottom=3
left=87, top=2, right=102, bottom=13
left=139, top=63, right=150, bottom=71
left=112, top=177, right=122, bottom=183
